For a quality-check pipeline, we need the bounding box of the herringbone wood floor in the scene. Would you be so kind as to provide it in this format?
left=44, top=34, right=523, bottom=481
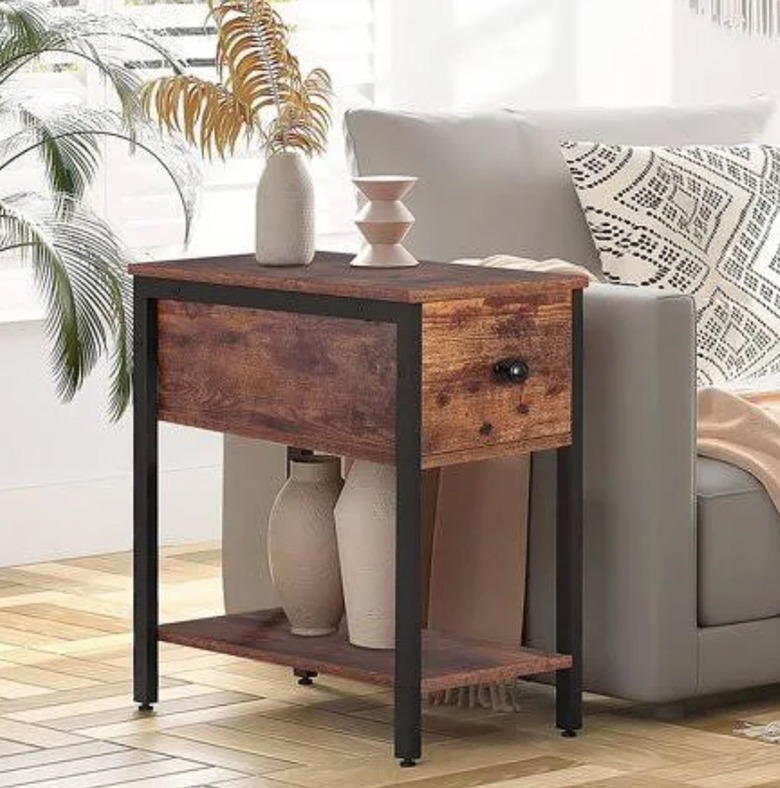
left=0, top=544, right=777, bottom=787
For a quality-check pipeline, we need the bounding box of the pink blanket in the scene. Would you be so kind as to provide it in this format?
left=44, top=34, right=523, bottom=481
left=698, top=379, right=780, bottom=513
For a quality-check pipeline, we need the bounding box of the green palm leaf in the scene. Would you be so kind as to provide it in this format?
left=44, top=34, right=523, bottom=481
left=0, top=1, right=200, bottom=418
left=0, top=193, right=132, bottom=420
left=0, top=2, right=186, bottom=120
left=0, top=0, right=49, bottom=61
left=0, top=95, right=101, bottom=202
left=0, top=104, right=201, bottom=242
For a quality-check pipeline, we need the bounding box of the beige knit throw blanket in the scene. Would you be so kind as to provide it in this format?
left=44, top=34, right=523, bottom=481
left=698, top=378, right=780, bottom=513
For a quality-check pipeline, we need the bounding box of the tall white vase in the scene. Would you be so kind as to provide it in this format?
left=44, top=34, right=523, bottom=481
left=255, top=151, right=316, bottom=267
left=352, top=176, right=419, bottom=268
left=334, top=461, right=396, bottom=649
left=267, top=456, right=344, bottom=636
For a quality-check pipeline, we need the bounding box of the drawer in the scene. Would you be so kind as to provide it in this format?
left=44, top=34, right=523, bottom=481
left=157, top=301, right=397, bottom=462
left=421, top=291, right=572, bottom=465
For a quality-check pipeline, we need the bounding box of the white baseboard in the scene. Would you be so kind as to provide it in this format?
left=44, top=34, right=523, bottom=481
left=0, top=464, right=222, bottom=567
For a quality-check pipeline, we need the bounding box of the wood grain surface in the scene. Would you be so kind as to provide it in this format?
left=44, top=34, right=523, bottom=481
left=158, top=609, right=572, bottom=694
left=130, top=252, right=587, bottom=304
left=421, top=292, right=572, bottom=463
left=157, top=301, right=397, bottom=463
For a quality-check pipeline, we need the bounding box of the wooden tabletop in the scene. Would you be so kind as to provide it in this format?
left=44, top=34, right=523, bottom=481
left=129, top=251, right=588, bottom=304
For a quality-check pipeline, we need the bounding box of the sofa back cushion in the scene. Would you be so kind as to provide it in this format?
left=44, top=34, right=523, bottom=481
left=343, top=99, right=776, bottom=275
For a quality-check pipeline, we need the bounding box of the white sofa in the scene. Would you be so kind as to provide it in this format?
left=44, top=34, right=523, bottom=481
left=222, top=98, right=780, bottom=704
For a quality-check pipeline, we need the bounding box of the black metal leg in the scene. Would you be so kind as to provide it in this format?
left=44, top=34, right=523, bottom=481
left=133, top=284, right=159, bottom=712
left=286, top=446, right=314, bottom=475
left=394, top=307, right=423, bottom=767
left=556, top=289, right=584, bottom=735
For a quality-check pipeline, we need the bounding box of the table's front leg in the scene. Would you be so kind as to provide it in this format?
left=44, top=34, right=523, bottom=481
left=394, top=307, right=423, bottom=767
left=133, top=283, right=159, bottom=711
left=556, top=289, right=584, bottom=736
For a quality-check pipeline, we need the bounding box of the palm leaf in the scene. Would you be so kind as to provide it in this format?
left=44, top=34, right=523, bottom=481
left=142, top=0, right=332, bottom=158
left=0, top=105, right=200, bottom=242
left=0, top=2, right=186, bottom=121
left=141, top=74, right=252, bottom=158
left=0, top=0, right=50, bottom=61
left=0, top=193, right=132, bottom=419
left=0, top=1, right=198, bottom=419
left=0, top=95, right=101, bottom=203
left=209, top=0, right=331, bottom=155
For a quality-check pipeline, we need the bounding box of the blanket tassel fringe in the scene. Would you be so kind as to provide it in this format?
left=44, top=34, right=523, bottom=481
left=735, top=721, right=780, bottom=743
left=428, top=682, right=523, bottom=712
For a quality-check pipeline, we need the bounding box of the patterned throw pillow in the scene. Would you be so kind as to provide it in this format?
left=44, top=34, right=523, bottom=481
left=561, top=142, right=780, bottom=385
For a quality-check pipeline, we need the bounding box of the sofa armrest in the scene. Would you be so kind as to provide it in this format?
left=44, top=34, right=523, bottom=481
left=526, top=284, right=698, bottom=702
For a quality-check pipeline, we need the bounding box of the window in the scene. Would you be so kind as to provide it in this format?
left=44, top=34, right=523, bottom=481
left=110, top=0, right=376, bottom=258
left=0, top=0, right=376, bottom=319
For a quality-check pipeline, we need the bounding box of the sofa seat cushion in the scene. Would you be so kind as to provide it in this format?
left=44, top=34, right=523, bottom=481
left=698, top=456, right=780, bottom=627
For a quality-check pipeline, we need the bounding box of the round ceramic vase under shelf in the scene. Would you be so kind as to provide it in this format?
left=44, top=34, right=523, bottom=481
left=267, top=455, right=344, bottom=636
left=255, top=150, right=316, bottom=267
left=352, top=176, right=419, bottom=268
left=334, top=460, right=396, bottom=649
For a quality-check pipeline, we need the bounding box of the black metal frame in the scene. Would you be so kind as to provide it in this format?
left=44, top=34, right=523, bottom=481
left=132, top=276, right=583, bottom=766
left=133, top=285, right=158, bottom=712
left=556, top=288, right=584, bottom=736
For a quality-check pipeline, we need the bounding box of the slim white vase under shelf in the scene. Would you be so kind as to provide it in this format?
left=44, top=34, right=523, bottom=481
left=267, top=455, right=344, bottom=636
left=334, top=460, right=396, bottom=649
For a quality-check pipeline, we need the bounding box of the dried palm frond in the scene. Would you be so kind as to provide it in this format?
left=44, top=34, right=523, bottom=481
left=142, top=74, right=252, bottom=158
left=141, top=0, right=332, bottom=159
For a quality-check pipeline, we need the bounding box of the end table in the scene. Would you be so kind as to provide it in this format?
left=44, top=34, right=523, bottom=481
left=129, top=251, right=587, bottom=767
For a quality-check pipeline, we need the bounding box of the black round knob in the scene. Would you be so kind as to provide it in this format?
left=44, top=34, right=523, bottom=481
left=493, top=358, right=530, bottom=384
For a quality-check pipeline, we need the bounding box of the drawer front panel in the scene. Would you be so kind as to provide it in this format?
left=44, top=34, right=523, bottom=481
left=157, top=301, right=397, bottom=462
left=422, top=292, right=572, bottom=463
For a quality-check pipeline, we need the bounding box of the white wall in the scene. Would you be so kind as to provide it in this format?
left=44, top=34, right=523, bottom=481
left=381, top=0, right=780, bottom=113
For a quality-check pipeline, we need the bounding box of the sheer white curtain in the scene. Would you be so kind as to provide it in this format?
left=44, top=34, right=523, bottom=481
left=687, top=0, right=780, bottom=35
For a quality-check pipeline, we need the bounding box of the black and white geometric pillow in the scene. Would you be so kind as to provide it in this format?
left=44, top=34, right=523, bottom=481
left=561, top=141, right=780, bottom=386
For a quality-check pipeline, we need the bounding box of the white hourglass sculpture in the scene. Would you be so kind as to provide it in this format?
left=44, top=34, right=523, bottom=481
left=352, top=176, right=419, bottom=268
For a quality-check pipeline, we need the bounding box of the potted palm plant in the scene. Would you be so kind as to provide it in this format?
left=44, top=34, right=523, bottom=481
left=141, top=0, right=332, bottom=267
left=0, top=0, right=198, bottom=419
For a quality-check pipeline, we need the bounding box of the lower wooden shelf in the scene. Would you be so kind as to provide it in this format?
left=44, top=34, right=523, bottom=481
left=159, top=609, right=572, bottom=694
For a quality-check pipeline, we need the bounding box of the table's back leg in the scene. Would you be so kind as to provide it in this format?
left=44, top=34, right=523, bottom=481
left=394, top=306, right=423, bottom=767
left=133, top=284, right=159, bottom=712
left=288, top=446, right=316, bottom=688
left=556, top=289, right=584, bottom=735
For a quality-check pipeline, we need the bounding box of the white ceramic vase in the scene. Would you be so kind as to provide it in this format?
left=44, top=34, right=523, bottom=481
left=352, top=176, right=419, bottom=268
left=255, top=150, right=316, bottom=267
left=334, top=461, right=396, bottom=649
left=267, top=456, right=344, bottom=636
